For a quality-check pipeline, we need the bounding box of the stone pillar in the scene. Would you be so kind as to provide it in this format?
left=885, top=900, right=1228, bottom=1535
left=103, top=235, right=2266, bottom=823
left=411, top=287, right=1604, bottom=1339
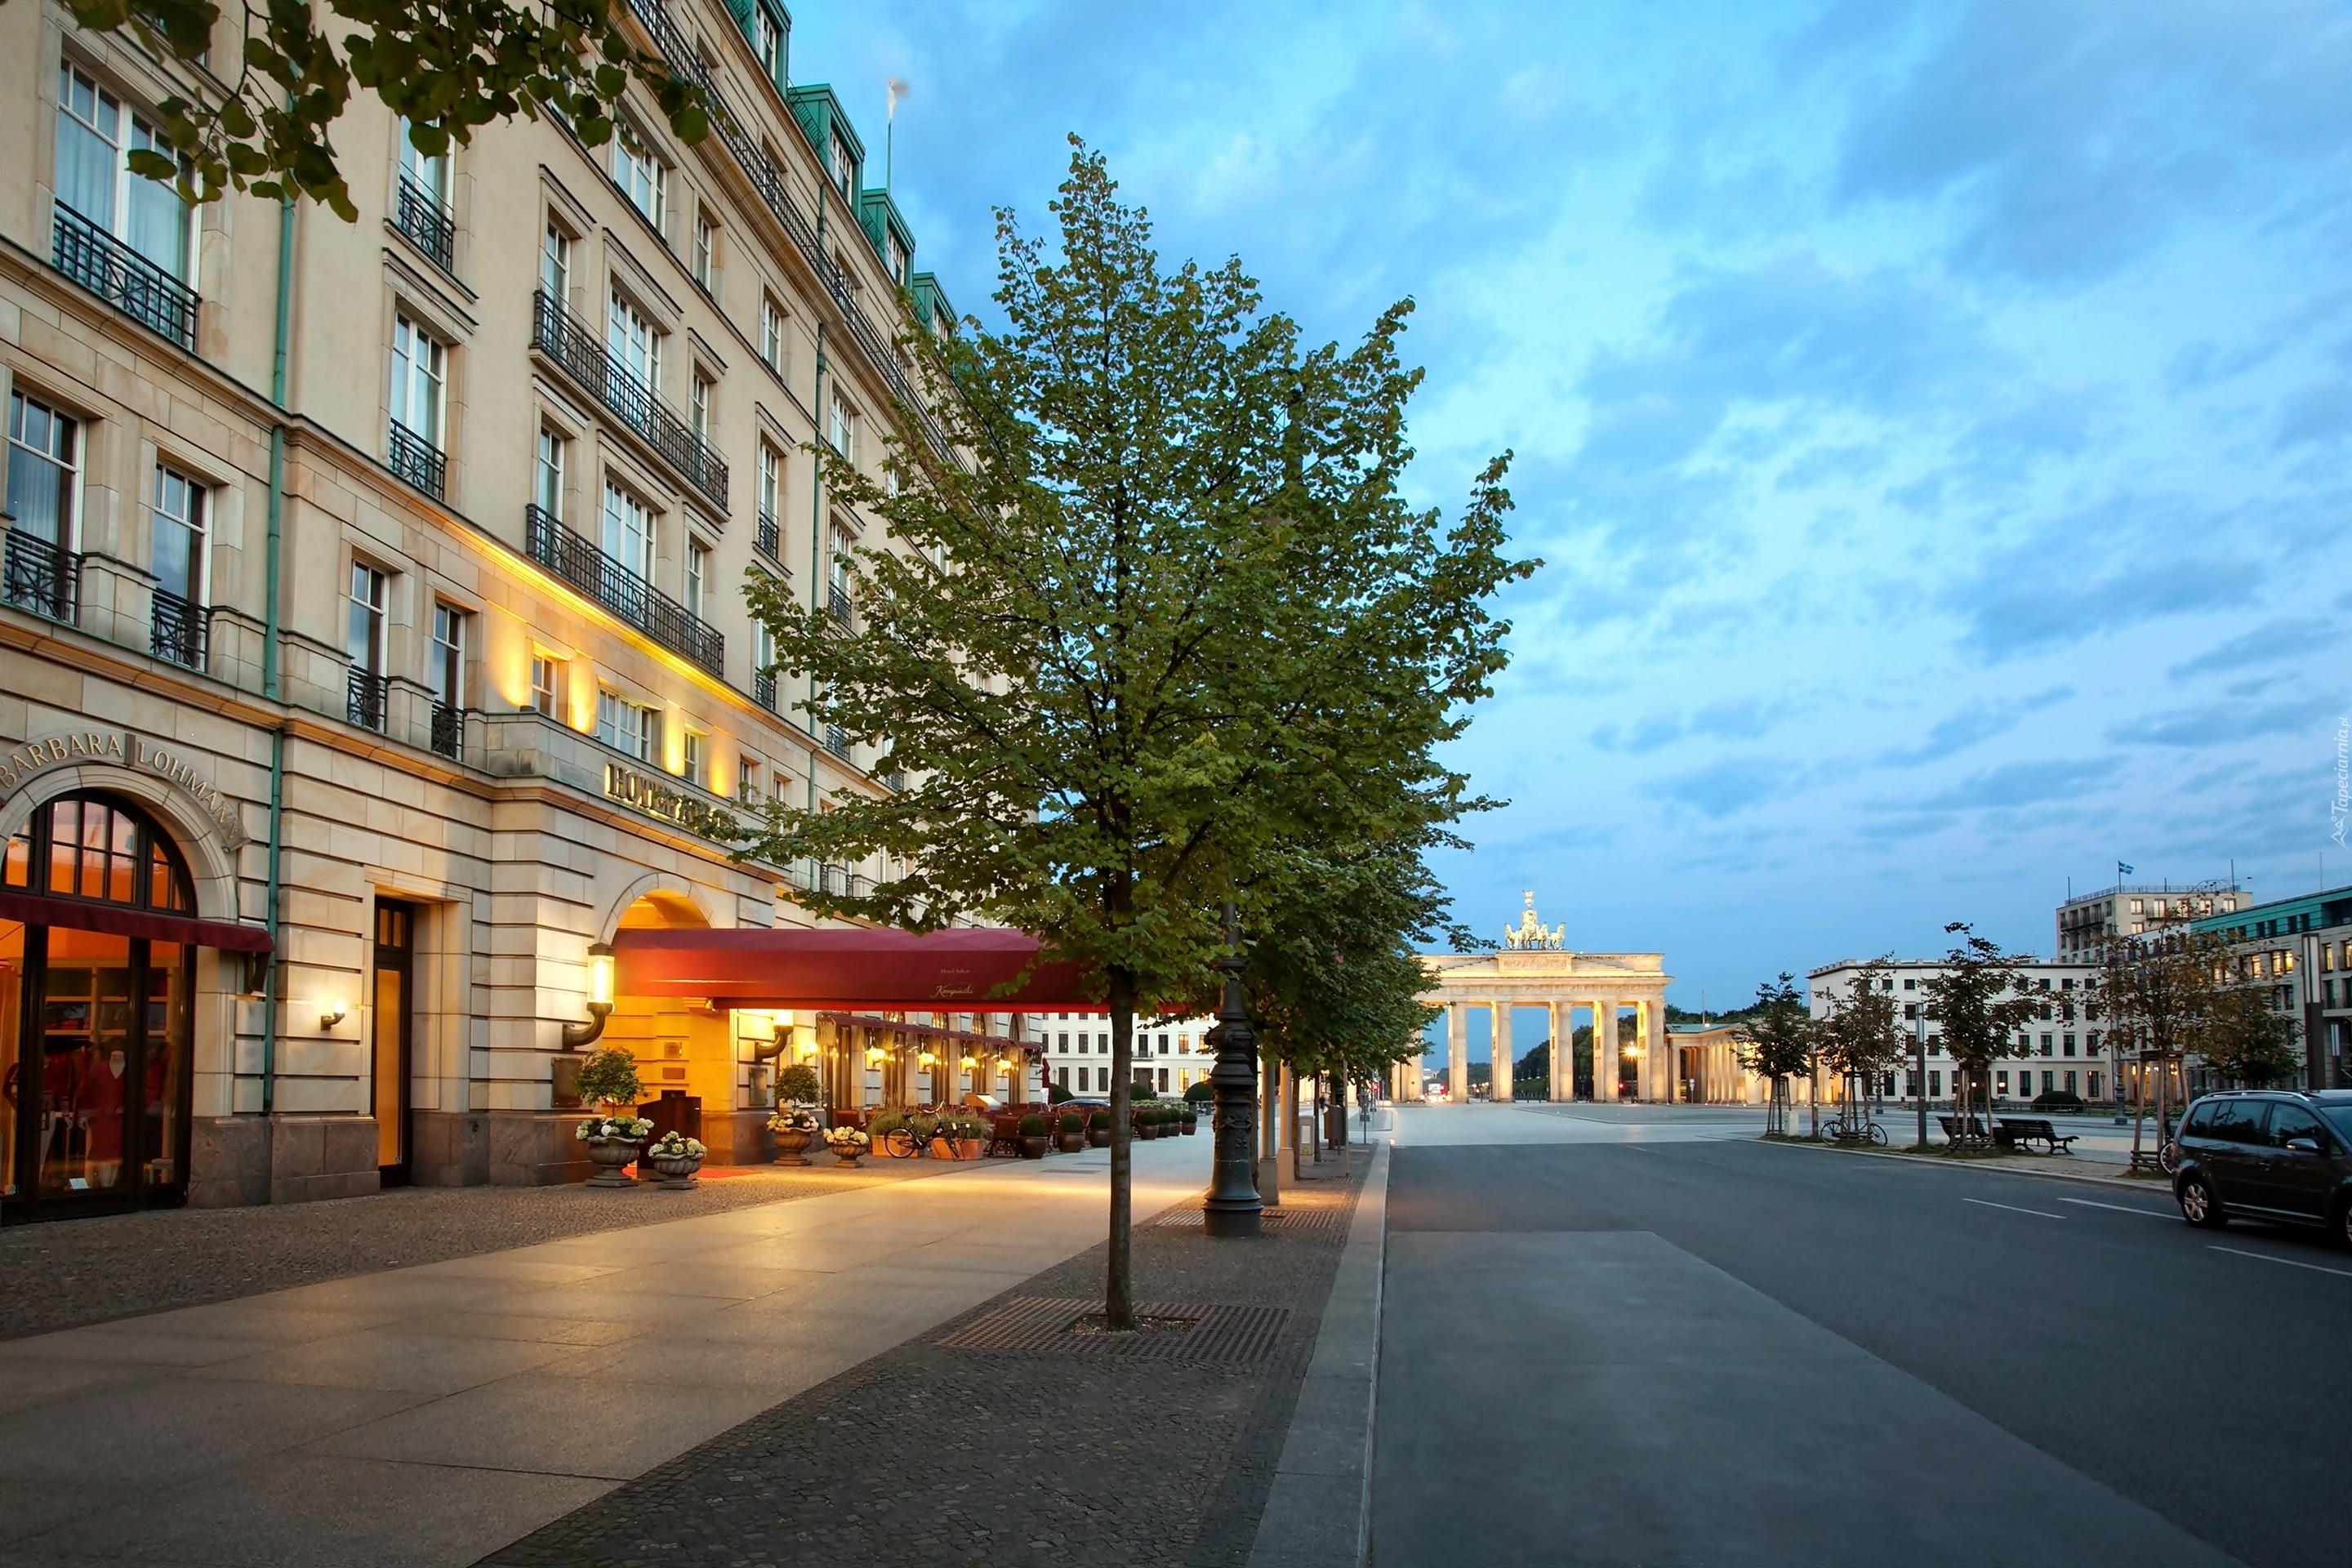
left=1447, top=1003, right=1469, bottom=1105
left=1548, top=1000, right=1567, bottom=1102
left=1597, top=1002, right=1618, bottom=1100
left=1491, top=1001, right=1513, bottom=1102
left=1644, top=997, right=1666, bottom=1102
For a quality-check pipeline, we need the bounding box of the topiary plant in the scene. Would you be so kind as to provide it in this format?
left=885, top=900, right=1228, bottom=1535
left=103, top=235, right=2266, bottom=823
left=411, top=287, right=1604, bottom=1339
left=775, top=1063, right=822, bottom=1106
left=1018, top=1113, right=1048, bottom=1136
left=1058, top=1112, right=1082, bottom=1134
left=1130, top=1082, right=1158, bottom=1102
left=572, top=1045, right=642, bottom=1107
left=1089, top=1108, right=1110, bottom=1130
left=1184, top=1080, right=1214, bottom=1103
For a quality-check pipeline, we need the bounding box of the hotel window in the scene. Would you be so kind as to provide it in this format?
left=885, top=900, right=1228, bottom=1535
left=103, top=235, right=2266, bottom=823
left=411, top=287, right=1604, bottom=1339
left=828, top=131, right=854, bottom=198
left=347, top=562, right=387, bottom=686
left=690, top=372, right=713, bottom=445
left=751, top=0, right=785, bottom=87
left=613, top=122, right=666, bottom=229
left=6, top=394, right=80, bottom=550
left=692, top=210, right=715, bottom=290
left=529, top=654, right=560, bottom=716
left=597, top=689, right=657, bottom=761
left=2061, top=1033, right=2076, bottom=1056
left=760, top=296, right=787, bottom=376
left=540, top=220, right=571, bottom=305
left=756, top=443, right=783, bottom=555
left=601, top=480, right=655, bottom=583
left=737, top=757, right=762, bottom=803
left=608, top=292, right=660, bottom=394
left=1056, top=1066, right=1069, bottom=1090
left=56, top=64, right=194, bottom=286
left=1056, top=1033, right=1067, bottom=1049
left=389, top=315, right=445, bottom=449
left=429, top=604, right=467, bottom=709
left=828, top=390, right=858, bottom=460
left=534, top=427, right=568, bottom=520
left=684, top=538, right=710, bottom=621
left=150, top=464, right=206, bottom=608
left=681, top=728, right=706, bottom=787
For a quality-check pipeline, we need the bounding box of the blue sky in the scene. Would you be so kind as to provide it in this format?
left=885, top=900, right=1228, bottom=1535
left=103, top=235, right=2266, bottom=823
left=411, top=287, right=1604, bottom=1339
left=790, top=1, right=2352, bottom=1032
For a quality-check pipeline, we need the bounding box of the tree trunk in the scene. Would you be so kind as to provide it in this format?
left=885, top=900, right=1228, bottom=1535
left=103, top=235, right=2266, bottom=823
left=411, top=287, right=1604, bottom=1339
left=1105, top=965, right=1136, bottom=1332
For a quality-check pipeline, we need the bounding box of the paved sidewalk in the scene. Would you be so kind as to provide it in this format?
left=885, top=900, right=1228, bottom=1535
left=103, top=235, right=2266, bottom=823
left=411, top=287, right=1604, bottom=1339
left=0, top=1138, right=1212, bottom=1568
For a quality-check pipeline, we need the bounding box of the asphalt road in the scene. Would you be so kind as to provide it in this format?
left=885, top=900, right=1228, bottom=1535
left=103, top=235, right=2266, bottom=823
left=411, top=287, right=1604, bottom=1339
left=1373, top=1117, right=2347, bottom=1568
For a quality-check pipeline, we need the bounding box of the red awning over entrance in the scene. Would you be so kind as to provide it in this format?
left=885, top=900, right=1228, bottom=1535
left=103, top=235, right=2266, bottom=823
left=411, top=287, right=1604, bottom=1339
left=0, top=888, right=274, bottom=952
left=610, top=926, right=1098, bottom=1009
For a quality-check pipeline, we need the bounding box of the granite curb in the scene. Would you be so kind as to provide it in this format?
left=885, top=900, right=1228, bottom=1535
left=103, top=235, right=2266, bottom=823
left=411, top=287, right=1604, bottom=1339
left=1245, top=1138, right=1387, bottom=1568
left=1759, top=1132, right=2180, bottom=1196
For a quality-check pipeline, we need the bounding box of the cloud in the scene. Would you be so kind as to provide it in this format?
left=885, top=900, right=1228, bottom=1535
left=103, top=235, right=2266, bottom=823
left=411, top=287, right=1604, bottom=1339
left=2167, top=619, right=2334, bottom=681
left=2110, top=700, right=2323, bottom=749
left=1916, top=757, right=2118, bottom=811
left=1878, top=686, right=2073, bottom=767
left=1644, top=763, right=1784, bottom=817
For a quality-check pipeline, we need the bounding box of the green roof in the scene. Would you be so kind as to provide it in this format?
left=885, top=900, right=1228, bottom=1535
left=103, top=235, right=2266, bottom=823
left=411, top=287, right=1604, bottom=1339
left=911, top=273, right=956, bottom=333
left=785, top=84, right=864, bottom=191
left=858, top=189, right=916, bottom=284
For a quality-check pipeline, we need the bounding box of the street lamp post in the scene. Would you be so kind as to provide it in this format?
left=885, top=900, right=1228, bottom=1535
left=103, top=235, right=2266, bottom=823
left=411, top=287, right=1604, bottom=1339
left=1203, top=904, right=1263, bottom=1238
left=1913, top=1015, right=1928, bottom=1149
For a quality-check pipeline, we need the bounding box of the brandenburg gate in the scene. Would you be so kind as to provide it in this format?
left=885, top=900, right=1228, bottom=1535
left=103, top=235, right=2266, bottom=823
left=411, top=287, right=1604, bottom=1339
left=1388, top=893, right=1674, bottom=1103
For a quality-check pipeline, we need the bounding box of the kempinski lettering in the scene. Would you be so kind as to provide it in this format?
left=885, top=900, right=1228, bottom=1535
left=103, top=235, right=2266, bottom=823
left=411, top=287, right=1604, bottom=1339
left=0, top=730, right=249, bottom=849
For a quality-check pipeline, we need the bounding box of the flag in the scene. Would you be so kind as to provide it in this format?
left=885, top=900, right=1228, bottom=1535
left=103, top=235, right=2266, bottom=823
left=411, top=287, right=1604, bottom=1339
left=2118, top=861, right=2134, bottom=878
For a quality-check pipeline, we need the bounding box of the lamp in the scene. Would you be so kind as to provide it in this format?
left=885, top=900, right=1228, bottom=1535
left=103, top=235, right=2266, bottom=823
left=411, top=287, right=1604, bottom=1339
left=918, top=1050, right=937, bottom=1067
left=866, top=1046, right=884, bottom=1065
left=563, top=942, right=616, bottom=1049
left=319, top=999, right=347, bottom=1030
left=960, top=1055, right=978, bottom=1071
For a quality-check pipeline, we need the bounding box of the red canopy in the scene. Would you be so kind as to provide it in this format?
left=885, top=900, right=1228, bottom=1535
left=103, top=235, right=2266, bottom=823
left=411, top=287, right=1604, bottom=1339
left=610, top=925, right=1098, bottom=1009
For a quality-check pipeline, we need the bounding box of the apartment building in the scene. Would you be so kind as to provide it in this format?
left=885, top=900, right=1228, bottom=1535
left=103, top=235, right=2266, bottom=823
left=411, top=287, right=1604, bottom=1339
left=2055, top=882, right=2245, bottom=964
left=1027, top=1013, right=1215, bottom=1098
left=0, top=0, right=1022, bottom=1223
left=2192, top=884, right=2352, bottom=1091
left=1806, top=957, right=2109, bottom=1107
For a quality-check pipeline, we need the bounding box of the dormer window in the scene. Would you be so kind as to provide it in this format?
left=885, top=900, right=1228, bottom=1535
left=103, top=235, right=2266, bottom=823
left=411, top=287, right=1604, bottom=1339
left=829, top=131, right=854, bottom=198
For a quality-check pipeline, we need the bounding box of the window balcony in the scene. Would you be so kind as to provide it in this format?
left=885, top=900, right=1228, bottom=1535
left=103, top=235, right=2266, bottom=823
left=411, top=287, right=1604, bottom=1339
left=824, top=723, right=850, bottom=760
left=430, top=701, right=464, bottom=761
left=755, top=671, right=777, bottom=711
left=525, top=505, right=724, bottom=677
left=389, top=420, right=445, bottom=499
left=530, top=291, right=728, bottom=511
left=51, top=203, right=198, bottom=350
left=756, top=514, right=781, bottom=562
left=348, top=668, right=389, bottom=732
left=2, top=532, right=79, bottom=624
left=150, top=588, right=207, bottom=670
left=393, top=175, right=455, bottom=272
left=826, top=583, right=852, bottom=628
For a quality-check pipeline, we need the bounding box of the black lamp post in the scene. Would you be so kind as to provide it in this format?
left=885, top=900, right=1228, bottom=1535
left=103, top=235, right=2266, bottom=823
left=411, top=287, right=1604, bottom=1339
left=1203, top=905, right=1263, bottom=1238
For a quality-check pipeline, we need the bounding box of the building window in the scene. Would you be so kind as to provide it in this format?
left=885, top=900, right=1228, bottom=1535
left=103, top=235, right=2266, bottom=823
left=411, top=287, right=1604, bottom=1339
left=56, top=64, right=194, bottom=284
left=389, top=314, right=445, bottom=448
left=607, top=292, right=660, bottom=394
left=827, top=523, right=853, bottom=621
left=684, top=537, right=710, bottom=621
left=737, top=757, right=762, bottom=803
left=752, top=1, right=786, bottom=85
left=7, top=394, right=80, bottom=550
left=828, top=131, right=854, bottom=198
left=692, top=210, right=715, bottom=290
left=597, top=689, right=657, bottom=761
left=541, top=220, right=571, bottom=304
left=756, top=443, right=783, bottom=556
left=348, top=564, right=386, bottom=677
left=535, top=427, right=568, bottom=520
left=681, top=728, right=705, bottom=787
left=613, top=122, right=666, bottom=229
left=429, top=603, right=466, bottom=709
left=760, top=296, right=788, bottom=377
left=827, top=390, right=857, bottom=459
left=690, top=372, right=713, bottom=445
left=600, top=480, right=654, bottom=582
left=530, top=653, right=559, bottom=716
left=1057, top=1065, right=1069, bottom=1090
left=149, top=465, right=206, bottom=667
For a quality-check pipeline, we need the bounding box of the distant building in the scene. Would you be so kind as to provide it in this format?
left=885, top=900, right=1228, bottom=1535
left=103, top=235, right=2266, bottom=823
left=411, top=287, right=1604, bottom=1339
left=2056, top=883, right=2246, bottom=964
left=1024, top=1013, right=1212, bottom=1098
left=1806, top=957, right=2109, bottom=1107
left=2191, top=884, right=2352, bottom=1090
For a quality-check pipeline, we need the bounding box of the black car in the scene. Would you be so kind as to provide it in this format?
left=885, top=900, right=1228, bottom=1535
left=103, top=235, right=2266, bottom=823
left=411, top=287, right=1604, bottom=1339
left=2171, top=1089, right=2352, bottom=1244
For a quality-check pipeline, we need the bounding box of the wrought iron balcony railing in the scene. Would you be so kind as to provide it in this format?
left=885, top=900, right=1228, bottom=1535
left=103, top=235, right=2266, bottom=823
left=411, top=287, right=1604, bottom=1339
left=393, top=175, right=456, bottom=272
left=530, top=291, right=728, bottom=511
left=756, top=514, right=781, bottom=562
left=51, top=203, right=198, bottom=350
left=755, top=671, right=777, bottom=711
left=826, top=582, right=852, bottom=627
left=348, top=668, right=388, bottom=732
left=430, top=701, right=463, bottom=760
left=2, top=532, right=79, bottom=624
left=525, top=505, right=724, bottom=677
left=150, top=588, right=206, bottom=670
left=389, top=420, right=445, bottom=499
left=824, top=723, right=850, bottom=760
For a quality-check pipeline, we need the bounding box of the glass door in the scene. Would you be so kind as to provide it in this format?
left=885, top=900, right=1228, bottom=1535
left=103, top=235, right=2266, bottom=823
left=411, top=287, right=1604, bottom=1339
left=141, top=942, right=189, bottom=1189
left=0, top=920, right=23, bottom=1205
left=372, top=902, right=416, bottom=1184
left=36, top=926, right=135, bottom=1201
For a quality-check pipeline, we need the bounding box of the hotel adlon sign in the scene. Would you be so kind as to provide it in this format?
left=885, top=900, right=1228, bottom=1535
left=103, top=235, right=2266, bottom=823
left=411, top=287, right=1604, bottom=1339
left=0, top=730, right=250, bottom=849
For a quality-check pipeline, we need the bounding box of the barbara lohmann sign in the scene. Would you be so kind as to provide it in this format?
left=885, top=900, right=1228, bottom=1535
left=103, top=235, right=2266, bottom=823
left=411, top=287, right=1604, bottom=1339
left=0, top=730, right=250, bottom=848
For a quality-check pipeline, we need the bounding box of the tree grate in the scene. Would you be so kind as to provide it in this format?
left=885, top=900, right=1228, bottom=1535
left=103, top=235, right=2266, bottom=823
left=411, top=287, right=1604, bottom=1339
left=1152, top=1205, right=1344, bottom=1234
left=935, top=1296, right=1290, bottom=1364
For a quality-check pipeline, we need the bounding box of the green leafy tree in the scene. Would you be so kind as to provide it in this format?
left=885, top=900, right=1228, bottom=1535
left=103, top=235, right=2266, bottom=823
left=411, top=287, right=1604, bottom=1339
left=1818, top=956, right=1903, bottom=1128
left=38, top=0, right=708, bottom=220
left=572, top=1045, right=642, bottom=1109
left=2203, top=985, right=2303, bottom=1088
left=773, top=1062, right=821, bottom=1107
left=2087, top=923, right=2234, bottom=1164
left=1732, top=974, right=1814, bottom=1136
left=738, top=145, right=1531, bottom=1328
left=1920, top=924, right=2042, bottom=1150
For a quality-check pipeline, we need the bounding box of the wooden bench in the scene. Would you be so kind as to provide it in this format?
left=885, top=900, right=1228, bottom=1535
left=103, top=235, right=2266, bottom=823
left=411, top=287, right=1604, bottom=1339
left=1936, top=1114, right=1989, bottom=1143
left=1994, top=1116, right=2078, bottom=1155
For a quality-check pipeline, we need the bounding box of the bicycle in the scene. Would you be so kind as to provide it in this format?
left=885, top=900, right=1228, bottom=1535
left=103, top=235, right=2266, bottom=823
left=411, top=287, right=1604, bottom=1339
left=1820, top=1111, right=1887, bottom=1146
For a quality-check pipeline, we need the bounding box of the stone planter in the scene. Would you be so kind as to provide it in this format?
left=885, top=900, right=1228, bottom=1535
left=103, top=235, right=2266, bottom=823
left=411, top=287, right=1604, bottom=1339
left=929, top=1137, right=985, bottom=1160
left=648, top=1152, right=703, bottom=1190
left=826, top=1143, right=866, bottom=1167
left=582, top=1135, right=644, bottom=1188
left=1018, top=1136, right=1049, bottom=1159
left=881, top=1130, right=922, bottom=1159
left=1055, top=1134, right=1085, bottom=1154
left=771, top=1129, right=814, bottom=1167
left=1087, top=1128, right=1110, bottom=1148
left=1182, top=1120, right=1197, bottom=1136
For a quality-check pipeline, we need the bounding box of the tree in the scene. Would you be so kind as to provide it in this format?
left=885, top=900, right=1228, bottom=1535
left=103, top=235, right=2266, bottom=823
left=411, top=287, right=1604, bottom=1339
left=1920, top=924, right=2042, bottom=1150
left=38, top=0, right=708, bottom=220
left=1731, top=974, right=1813, bottom=1136
left=2203, top=985, right=2302, bottom=1088
left=1818, top=956, right=1903, bottom=1130
left=2088, top=923, right=2234, bottom=1167
left=738, top=145, right=1531, bottom=1328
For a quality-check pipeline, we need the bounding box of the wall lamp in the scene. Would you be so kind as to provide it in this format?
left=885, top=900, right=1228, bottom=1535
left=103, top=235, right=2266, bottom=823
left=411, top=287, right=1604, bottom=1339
left=562, top=942, right=616, bottom=1049
left=319, top=999, right=348, bottom=1030
left=866, top=1046, right=885, bottom=1065
left=918, top=1050, right=938, bottom=1067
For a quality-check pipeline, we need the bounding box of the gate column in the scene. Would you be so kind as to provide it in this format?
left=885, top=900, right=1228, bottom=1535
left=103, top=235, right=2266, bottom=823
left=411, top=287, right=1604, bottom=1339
left=1491, top=1001, right=1513, bottom=1102
left=1548, top=1000, right=1567, bottom=1101
left=1447, top=1003, right=1469, bottom=1106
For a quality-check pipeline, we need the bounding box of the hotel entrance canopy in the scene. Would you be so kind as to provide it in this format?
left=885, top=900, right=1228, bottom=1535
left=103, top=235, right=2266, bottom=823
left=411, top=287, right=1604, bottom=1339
left=610, top=926, right=1100, bottom=1010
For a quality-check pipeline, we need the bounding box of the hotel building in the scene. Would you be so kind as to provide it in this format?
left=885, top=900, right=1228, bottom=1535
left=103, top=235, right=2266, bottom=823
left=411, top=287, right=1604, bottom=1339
left=0, top=0, right=1034, bottom=1223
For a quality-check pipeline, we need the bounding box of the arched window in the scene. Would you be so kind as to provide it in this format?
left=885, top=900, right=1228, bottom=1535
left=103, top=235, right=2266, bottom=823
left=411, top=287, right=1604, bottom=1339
left=1, top=794, right=192, bottom=913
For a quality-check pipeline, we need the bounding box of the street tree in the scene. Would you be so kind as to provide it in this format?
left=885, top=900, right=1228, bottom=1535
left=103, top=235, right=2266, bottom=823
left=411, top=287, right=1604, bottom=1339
left=1920, top=924, right=2042, bottom=1150
left=2203, top=984, right=2303, bottom=1088
left=1818, top=956, right=1903, bottom=1134
left=738, top=145, right=1532, bottom=1328
left=36, top=0, right=708, bottom=220
left=1731, top=974, right=1813, bottom=1136
left=2087, top=924, right=2234, bottom=1166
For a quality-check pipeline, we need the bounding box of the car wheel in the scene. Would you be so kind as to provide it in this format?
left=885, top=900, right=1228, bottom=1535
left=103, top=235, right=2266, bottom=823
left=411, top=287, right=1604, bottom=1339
left=2335, top=1196, right=2352, bottom=1251
left=2177, top=1174, right=2225, bottom=1229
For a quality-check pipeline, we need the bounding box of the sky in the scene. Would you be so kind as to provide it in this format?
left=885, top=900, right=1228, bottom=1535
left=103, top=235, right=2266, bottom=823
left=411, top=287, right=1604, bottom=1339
left=787, top=0, right=2352, bottom=1037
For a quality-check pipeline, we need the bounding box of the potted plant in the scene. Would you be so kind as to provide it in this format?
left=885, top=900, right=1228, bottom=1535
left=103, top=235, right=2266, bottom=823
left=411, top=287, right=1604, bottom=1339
left=644, top=1129, right=706, bottom=1189
left=1087, top=1107, right=1111, bottom=1148
left=575, top=1112, right=655, bottom=1186
left=902, top=1112, right=940, bottom=1157
left=1182, top=1107, right=1198, bottom=1136
left=571, top=1045, right=649, bottom=1186
left=1017, top=1112, right=1049, bottom=1158
left=1055, top=1112, right=1085, bottom=1153
left=822, top=1125, right=870, bottom=1166
left=767, top=1106, right=819, bottom=1166
left=933, top=1112, right=986, bottom=1160
left=868, top=1110, right=909, bottom=1157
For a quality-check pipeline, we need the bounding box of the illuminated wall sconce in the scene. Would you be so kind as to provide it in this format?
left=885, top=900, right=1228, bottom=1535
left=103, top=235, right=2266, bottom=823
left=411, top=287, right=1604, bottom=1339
left=866, top=1046, right=885, bottom=1065
left=319, top=999, right=348, bottom=1030
left=563, top=942, right=616, bottom=1049
left=960, top=1055, right=978, bottom=1071
left=918, top=1050, right=938, bottom=1067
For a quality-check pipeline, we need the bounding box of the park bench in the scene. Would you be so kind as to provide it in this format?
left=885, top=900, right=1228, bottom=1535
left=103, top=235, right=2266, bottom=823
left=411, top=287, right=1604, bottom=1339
left=1936, top=1114, right=1990, bottom=1144
left=1994, top=1116, right=2078, bottom=1155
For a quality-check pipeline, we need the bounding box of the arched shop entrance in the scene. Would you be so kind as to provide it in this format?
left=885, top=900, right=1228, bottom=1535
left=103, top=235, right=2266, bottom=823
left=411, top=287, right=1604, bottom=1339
left=0, top=793, right=268, bottom=1222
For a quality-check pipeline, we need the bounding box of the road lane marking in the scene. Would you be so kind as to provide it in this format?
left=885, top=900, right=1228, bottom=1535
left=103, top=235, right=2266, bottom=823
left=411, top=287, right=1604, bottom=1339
left=2058, top=1197, right=2173, bottom=1219
left=2209, top=1245, right=2352, bottom=1280
left=1962, top=1196, right=2066, bottom=1219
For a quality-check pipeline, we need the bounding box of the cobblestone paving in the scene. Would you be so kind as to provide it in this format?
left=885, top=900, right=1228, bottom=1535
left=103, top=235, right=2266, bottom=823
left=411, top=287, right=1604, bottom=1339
left=0, top=1158, right=966, bottom=1340
left=480, top=1163, right=1367, bottom=1568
